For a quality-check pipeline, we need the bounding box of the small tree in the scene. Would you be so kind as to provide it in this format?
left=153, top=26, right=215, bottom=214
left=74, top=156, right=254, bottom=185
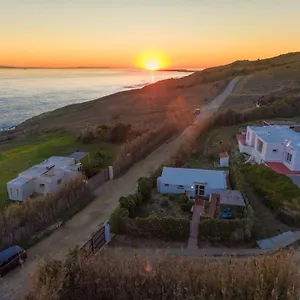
left=109, top=207, right=129, bottom=234
left=137, top=177, right=152, bottom=202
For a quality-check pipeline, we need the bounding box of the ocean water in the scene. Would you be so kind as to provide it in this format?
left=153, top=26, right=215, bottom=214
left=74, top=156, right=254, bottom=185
left=0, top=69, right=192, bottom=130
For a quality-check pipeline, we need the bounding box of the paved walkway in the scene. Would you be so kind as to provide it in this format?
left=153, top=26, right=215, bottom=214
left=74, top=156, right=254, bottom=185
left=188, top=197, right=203, bottom=249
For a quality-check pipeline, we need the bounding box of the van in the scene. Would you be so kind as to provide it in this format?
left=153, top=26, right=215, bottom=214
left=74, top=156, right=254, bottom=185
left=0, top=245, right=27, bottom=277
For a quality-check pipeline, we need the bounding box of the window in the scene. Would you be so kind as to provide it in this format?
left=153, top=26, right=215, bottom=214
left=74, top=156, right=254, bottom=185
left=57, top=179, right=62, bottom=185
left=40, top=184, right=45, bottom=188
left=10, top=188, right=12, bottom=195
left=177, top=185, right=184, bottom=189
left=257, top=139, right=263, bottom=153
left=16, top=189, right=19, bottom=196
left=286, top=153, right=292, bottom=163
left=273, top=149, right=278, bottom=152
left=164, top=184, right=169, bottom=187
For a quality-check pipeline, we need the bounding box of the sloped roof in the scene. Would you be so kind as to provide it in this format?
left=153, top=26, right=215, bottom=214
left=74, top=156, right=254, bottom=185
left=160, top=167, right=227, bottom=189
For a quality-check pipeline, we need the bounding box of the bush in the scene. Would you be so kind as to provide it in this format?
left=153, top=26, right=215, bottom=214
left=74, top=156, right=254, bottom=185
left=132, top=215, right=190, bottom=241
left=109, top=206, right=129, bottom=234
left=109, top=123, right=131, bottom=143
left=119, top=194, right=138, bottom=218
left=199, top=219, right=249, bottom=243
left=0, top=175, right=92, bottom=250
left=240, top=164, right=300, bottom=211
left=137, top=177, right=153, bottom=202
left=113, top=122, right=178, bottom=176
left=179, top=198, right=194, bottom=212
left=27, top=249, right=299, bottom=300
left=160, top=198, right=169, bottom=207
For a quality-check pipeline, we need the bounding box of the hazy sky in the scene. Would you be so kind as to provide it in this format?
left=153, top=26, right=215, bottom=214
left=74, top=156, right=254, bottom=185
left=1, top=0, right=300, bottom=68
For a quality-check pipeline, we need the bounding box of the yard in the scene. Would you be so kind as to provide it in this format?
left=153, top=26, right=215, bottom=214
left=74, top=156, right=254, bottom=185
left=136, top=192, right=192, bottom=220
left=185, top=125, right=241, bottom=169
left=0, top=132, right=117, bottom=209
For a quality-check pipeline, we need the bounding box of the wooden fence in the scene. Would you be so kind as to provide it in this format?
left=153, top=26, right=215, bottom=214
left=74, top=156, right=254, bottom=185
left=88, top=168, right=109, bottom=190
left=79, top=224, right=106, bottom=254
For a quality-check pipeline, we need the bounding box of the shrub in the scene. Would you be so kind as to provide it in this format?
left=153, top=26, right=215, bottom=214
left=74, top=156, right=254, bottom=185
left=137, top=177, right=153, bottom=202
left=0, top=175, right=92, bottom=250
left=199, top=219, right=249, bottom=243
left=240, top=164, right=300, bottom=211
left=160, top=198, right=169, bottom=208
left=109, top=206, right=129, bottom=234
left=132, top=215, right=190, bottom=241
left=27, top=249, right=299, bottom=300
left=113, top=122, right=178, bottom=176
left=109, top=123, right=131, bottom=143
left=119, top=194, right=138, bottom=218
left=179, top=197, right=194, bottom=212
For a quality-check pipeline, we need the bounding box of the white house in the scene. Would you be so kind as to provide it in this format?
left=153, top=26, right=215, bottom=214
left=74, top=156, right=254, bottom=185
left=7, top=155, right=85, bottom=201
left=157, top=167, right=228, bottom=197
left=237, top=125, right=300, bottom=174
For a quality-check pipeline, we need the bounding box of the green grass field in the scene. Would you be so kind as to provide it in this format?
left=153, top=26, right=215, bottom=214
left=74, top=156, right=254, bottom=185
left=0, top=132, right=117, bottom=210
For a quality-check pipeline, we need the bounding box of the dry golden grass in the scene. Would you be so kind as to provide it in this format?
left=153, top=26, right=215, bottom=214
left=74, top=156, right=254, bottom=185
left=27, top=249, right=300, bottom=300
left=0, top=175, right=92, bottom=250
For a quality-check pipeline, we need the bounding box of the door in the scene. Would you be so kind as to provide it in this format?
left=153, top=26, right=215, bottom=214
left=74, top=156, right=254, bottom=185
left=195, top=184, right=205, bottom=196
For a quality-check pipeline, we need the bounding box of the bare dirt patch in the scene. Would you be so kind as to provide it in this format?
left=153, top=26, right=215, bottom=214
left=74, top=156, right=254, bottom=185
left=136, top=193, right=192, bottom=220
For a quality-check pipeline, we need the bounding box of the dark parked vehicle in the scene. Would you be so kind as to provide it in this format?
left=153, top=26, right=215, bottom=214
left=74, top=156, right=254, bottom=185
left=0, top=245, right=27, bottom=277
left=220, top=213, right=235, bottom=220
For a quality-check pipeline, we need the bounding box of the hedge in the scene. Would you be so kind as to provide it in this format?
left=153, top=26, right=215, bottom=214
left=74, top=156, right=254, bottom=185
left=131, top=215, right=190, bottom=241
left=240, top=164, right=300, bottom=211
left=198, top=219, right=250, bottom=243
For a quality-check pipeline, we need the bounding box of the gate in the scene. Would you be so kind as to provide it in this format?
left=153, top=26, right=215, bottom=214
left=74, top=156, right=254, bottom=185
left=80, top=224, right=106, bottom=254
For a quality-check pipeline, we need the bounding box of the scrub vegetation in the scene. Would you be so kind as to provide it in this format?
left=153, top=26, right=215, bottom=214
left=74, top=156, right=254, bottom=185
left=27, top=249, right=299, bottom=300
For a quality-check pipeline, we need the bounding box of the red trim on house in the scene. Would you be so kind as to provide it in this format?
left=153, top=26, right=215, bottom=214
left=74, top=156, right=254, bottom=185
left=236, top=133, right=246, bottom=146
left=219, top=152, right=229, bottom=158
left=265, top=162, right=300, bottom=175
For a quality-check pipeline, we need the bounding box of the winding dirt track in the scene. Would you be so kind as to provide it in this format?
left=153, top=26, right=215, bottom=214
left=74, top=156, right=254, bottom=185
left=0, top=77, right=241, bottom=300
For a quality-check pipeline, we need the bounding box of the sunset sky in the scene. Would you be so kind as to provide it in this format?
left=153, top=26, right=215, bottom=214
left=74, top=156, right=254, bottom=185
left=1, top=0, right=300, bottom=69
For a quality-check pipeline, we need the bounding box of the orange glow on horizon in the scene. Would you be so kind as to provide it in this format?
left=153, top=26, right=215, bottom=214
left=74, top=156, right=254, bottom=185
left=135, top=51, right=170, bottom=70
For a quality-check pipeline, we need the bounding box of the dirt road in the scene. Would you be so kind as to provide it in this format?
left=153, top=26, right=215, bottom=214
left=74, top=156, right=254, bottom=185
left=0, top=77, right=241, bottom=300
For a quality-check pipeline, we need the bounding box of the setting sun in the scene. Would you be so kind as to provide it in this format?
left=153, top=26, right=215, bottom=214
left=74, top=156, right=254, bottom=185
left=145, top=60, right=160, bottom=70
left=135, top=50, right=170, bottom=70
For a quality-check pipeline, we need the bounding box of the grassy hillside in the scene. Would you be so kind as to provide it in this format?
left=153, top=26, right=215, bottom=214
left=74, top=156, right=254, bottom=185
left=14, top=52, right=300, bottom=134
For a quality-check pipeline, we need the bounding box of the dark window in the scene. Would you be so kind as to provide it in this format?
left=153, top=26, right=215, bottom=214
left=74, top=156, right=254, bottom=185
left=57, top=179, right=62, bottom=185
left=40, top=184, right=45, bottom=188
left=177, top=185, right=184, bottom=189
left=273, top=149, right=278, bottom=152
left=286, top=153, right=292, bottom=163
left=16, top=189, right=19, bottom=196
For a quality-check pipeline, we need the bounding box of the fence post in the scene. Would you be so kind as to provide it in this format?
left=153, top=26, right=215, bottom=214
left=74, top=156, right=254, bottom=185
left=108, top=166, right=114, bottom=180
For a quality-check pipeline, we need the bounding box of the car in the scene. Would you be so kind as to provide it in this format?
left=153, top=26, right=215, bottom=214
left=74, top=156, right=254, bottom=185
left=0, top=245, right=27, bottom=277
left=220, top=213, right=235, bottom=220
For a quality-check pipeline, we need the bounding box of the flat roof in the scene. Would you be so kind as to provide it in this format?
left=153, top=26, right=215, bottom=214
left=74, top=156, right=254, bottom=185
left=250, top=125, right=300, bottom=148
left=7, top=176, right=30, bottom=185
left=19, top=165, right=47, bottom=178
left=219, top=190, right=245, bottom=207
left=160, top=167, right=227, bottom=189
left=69, top=152, right=89, bottom=161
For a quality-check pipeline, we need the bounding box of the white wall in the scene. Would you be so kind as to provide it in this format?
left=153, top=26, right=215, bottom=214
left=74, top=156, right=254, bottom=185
left=220, top=157, right=229, bottom=167
left=238, top=140, right=254, bottom=156
left=283, top=147, right=297, bottom=171
left=33, top=176, right=50, bottom=195
left=263, top=143, right=285, bottom=162
left=291, top=150, right=300, bottom=171
left=159, top=183, right=195, bottom=197
left=7, top=181, right=33, bottom=201
left=246, top=127, right=256, bottom=147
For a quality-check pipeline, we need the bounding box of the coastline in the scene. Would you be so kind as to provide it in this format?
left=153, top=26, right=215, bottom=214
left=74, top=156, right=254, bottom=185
left=0, top=70, right=194, bottom=132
